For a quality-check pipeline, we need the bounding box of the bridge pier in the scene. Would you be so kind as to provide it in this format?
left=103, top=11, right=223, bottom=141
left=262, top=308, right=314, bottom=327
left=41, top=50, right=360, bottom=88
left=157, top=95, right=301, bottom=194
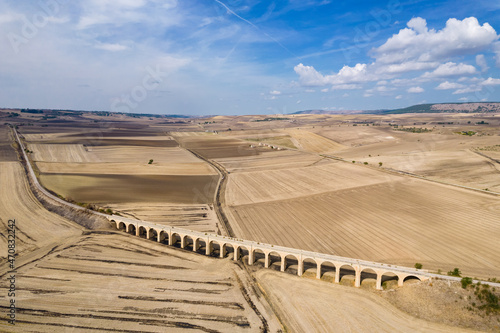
left=234, top=247, right=240, bottom=261
left=355, top=269, right=361, bottom=287
left=205, top=240, right=211, bottom=256
left=193, top=238, right=198, bottom=252
left=298, top=260, right=303, bottom=277
left=376, top=274, right=382, bottom=290
left=280, top=257, right=286, bottom=272
left=220, top=244, right=226, bottom=258
left=248, top=249, right=254, bottom=265
left=334, top=268, right=340, bottom=284
left=264, top=253, right=270, bottom=268
left=180, top=236, right=186, bottom=249
left=316, top=265, right=321, bottom=279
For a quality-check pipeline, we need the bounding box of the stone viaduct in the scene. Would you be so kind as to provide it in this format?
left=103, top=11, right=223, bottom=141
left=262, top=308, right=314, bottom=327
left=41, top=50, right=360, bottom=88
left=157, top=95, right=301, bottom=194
left=108, top=215, right=430, bottom=290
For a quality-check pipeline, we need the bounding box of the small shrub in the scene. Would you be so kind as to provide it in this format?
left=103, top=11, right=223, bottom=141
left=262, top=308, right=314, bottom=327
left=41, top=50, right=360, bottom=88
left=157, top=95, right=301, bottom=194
left=352, top=161, right=355, bottom=163
left=448, top=268, right=462, bottom=277
left=148, top=159, right=153, bottom=164
left=461, top=277, right=473, bottom=289
left=379, top=162, right=383, bottom=167
left=414, top=263, right=423, bottom=269
left=363, top=162, right=368, bottom=165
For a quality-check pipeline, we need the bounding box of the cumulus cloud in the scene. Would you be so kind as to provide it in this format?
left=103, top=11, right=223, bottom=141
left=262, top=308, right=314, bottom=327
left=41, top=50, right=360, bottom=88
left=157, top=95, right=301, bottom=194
left=294, top=16, right=497, bottom=95
left=294, top=63, right=372, bottom=87
left=422, top=62, right=477, bottom=78
left=395, top=95, right=403, bottom=99
left=476, top=54, right=489, bottom=72
left=374, top=17, right=498, bottom=65
left=482, top=77, right=500, bottom=85
left=452, top=86, right=482, bottom=94
left=269, top=90, right=281, bottom=95
left=408, top=86, right=424, bottom=93
left=436, top=81, right=465, bottom=90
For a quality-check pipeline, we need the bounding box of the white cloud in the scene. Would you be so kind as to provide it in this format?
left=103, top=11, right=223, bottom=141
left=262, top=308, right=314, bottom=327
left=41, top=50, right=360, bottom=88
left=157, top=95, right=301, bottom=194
left=95, top=43, right=128, bottom=51
left=331, top=84, right=362, bottom=90
left=395, top=95, right=403, bottom=99
left=452, top=86, right=482, bottom=94
left=269, top=90, right=281, bottom=95
left=422, top=62, right=477, bottom=78
left=495, top=42, right=500, bottom=68
left=476, top=54, right=489, bottom=72
left=436, top=81, right=465, bottom=90
left=481, top=77, right=500, bottom=85
left=408, top=86, right=424, bottom=93
left=294, top=63, right=372, bottom=87
left=296, top=100, right=301, bottom=104
left=305, top=89, right=315, bottom=93
left=458, top=97, right=468, bottom=101
left=321, top=88, right=329, bottom=92
left=374, top=17, right=498, bottom=65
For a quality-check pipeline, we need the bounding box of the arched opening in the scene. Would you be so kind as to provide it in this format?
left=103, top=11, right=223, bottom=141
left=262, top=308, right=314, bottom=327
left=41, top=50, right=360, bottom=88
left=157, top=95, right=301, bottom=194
left=209, top=241, right=222, bottom=257
left=148, top=228, right=158, bottom=241
left=184, top=235, right=195, bottom=251
left=236, top=245, right=250, bottom=262
left=402, top=275, right=422, bottom=286
left=301, top=258, right=318, bottom=279
left=267, top=251, right=281, bottom=271
left=360, top=268, right=378, bottom=289
left=252, top=248, right=266, bottom=267
left=137, top=226, right=147, bottom=238
left=170, top=233, right=181, bottom=247
left=127, top=224, right=136, bottom=235
left=158, top=230, right=168, bottom=244
left=117, top=221, right=126, bottom=231
left=196, top=238, right=208, bottom=254
left=319, top=261, right=336, bottom=282
left=338, top=264, right=356, bottom=286
left=282, top=254, right=299, bottom=274
left=222, top=243, right=234, bottom=258
left=380, top=271, right=399, bottom=290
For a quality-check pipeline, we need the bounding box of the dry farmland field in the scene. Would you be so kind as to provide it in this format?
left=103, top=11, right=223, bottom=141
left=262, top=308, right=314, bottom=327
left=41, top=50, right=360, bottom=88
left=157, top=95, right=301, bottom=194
left=2, top=108, right=500, bottom=332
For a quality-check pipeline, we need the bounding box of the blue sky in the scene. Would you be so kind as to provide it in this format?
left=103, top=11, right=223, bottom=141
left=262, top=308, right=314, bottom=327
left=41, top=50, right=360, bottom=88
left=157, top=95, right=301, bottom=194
left=1, top=0, right=500, bottom=115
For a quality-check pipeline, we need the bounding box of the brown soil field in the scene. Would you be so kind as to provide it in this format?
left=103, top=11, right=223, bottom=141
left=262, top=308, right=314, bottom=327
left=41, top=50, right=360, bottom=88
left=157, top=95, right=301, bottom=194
left=39, top=173, right=218, bottom=204
left=0, top=233, right=282, bottom=332
left=36, top=162, right=216, bottom=176
left=218, top=150, right=322, bottom=173
left=87, top=146, right=204, bottom=164
left=0, top=162, right=84, bottom=256
left=256, top=270, right=479, bottom=333
left=285, top=128, right=345, bottom=153
left=227, top=177, right=500, bottom=279
left=104, top=203, right=220, bottom=233
left=0, top=127, right=17, bottom=162
left=38, top=138, right=179, bottom=147
left=225, top=161, right=398, bottom=205
left=175, top=135, right=268, bottom=159
left=29, top=143, right=100, bottom=163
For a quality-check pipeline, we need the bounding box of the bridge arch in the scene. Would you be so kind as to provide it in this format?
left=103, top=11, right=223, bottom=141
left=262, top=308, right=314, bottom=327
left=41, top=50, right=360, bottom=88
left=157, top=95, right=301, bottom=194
left=251, top=248, right=267, bottom=267
left=158, top=230, right=168, bottom=244
left=317, top=260, right=336, bottom=281
left=137, top=226, right=148, bottom=238
left=126, top=224, right=136, bottom=235
left=359, top=267, right=378, bottom=289
left=336, top=263, right=357, bottom=286
left=401, top=274, right=423, bottom=286
left=209, top=240, right=223, bottom=257
left=116, top=221, right=126, bottom=231
left=282, top=253, right=299, bottom=273
left=301, top=257, right=319, bottom=278
left=266, top=251, right=282, bottom=270
left=170, top=232, right=181, bottom=246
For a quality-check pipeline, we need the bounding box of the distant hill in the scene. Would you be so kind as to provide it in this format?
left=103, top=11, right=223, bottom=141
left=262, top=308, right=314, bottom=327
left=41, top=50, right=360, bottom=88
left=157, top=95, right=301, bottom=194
left=372, top=102, right=500, bottom=114
left=291, top=109, right=377, bottom=115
